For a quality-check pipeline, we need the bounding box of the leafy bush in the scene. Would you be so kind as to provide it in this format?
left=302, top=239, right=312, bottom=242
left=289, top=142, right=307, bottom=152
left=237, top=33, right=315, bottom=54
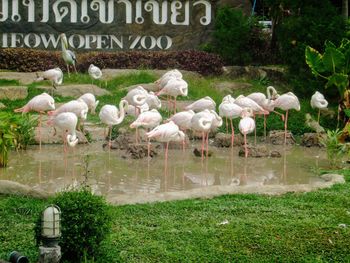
left=210, top=7, right=275, bottom=66
left=0, top=112, right=37, bottom=167
left=320, top=129, right=346, bottom=168
left=0, top=49, right=223, bottom=76
left=274, top=0, right=346, bottom=96
left=51, top=189, right=112, bottom=261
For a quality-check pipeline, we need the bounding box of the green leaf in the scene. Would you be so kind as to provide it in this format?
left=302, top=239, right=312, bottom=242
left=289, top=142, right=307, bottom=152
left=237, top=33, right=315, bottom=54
left=326, top=73, right=349, bottom=96
left=339, top=38, right=350, bottom=53
left=344, top=48, right=350, bottom=74
left=322, top=46, right=345, bottom=73
left=305, top=46, right=324, bottom=76
left=344, top=109, right=350, bottom=118
left=325, top=40, right=336, bottom=49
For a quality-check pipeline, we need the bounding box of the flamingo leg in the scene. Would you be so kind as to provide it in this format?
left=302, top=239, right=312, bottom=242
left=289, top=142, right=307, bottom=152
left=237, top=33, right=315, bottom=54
left=206, top=132, right=209, bottom=158
left=201, top=131, right=205, bottom=160
left=317, top=109, right=321, bottom=124
left=108, top=126, right=112, bottom=150
left=273, top=110, right=285, bottom=122
left=147, top=138, right=150, bottom=158
left=244, top=133, right=248, bottom=158
left=226, top=117, right=228, bottom=134
left=284, top=110, right=289, bottom=145
left=165, top=141, right=169, bottom=162
left=264, top=114, right=267, bottom=141
left=230, top=119, right=234, bottom=147
left=38, top=113, right=42, bottom=151
left=73, top=64, right=77, bottom=74
left=174, top=96, right=177, bottom=114
left=254, top=114, right=257, bottom=145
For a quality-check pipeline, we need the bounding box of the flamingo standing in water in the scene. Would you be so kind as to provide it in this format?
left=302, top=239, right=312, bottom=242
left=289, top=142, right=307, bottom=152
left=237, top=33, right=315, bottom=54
left=219, top=98, right=243, bottom=146
left=247, top=86, right=284, bottom=138
left=47, top=112, right=79, bottom=152
left=239, top=108, right=256, bottom=158
left=274, top=92, right=300, bottom=144
left=130, top=109, right=163, bottom=157
left=157, top=78, right=188, bottom=114
left=79, top=93, right=99, bottom=115
left=14, top=92, right=55, bottom=150
left=146, top=121, right=185, bottom=162
left=60, top=33, right=77, bottom=76
left=99, top=100, right=128, bottom=148
left=310, top=91, right=328, bottom=123
left=36, top=68, right=63, bottom=95
left=191, top=109, right=213, bottom=159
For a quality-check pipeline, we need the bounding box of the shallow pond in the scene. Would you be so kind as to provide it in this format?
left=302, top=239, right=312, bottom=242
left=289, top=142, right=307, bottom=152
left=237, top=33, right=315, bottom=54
left=0, top=142, right=328, bottom=203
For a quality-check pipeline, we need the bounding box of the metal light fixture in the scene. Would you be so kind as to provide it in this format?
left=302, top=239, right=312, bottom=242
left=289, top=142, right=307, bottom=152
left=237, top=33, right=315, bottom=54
left=41, top=205, right=61, bottom=247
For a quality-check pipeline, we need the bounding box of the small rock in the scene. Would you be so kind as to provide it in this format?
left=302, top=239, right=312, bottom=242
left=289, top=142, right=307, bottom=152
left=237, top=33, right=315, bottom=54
left=37, top=84, right=110, bottom=97
left=268, top=130, right=295, bottom=145
left=109, top=134, right=133, bottom=150
left=305, top=113, right=325, bottom=133
left=270, top=150, right=282, bottom=158
left=213, top=132, right=243, bottom=147
left=193, top=148, right=213, bottom=157
left=0, top=86, right=28, bottom=100
left=125, top=144, right=158, bottom=159
left=238, top=145, right=281, bottom=158
left=301, top=133, right=325, bottom=147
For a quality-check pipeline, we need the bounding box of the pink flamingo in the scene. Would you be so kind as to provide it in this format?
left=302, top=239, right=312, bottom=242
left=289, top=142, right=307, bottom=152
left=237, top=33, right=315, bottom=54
left=157, top=78, right=188, bottom=114
left=99, top=100, right=128, bottom=148
left=310, top=91, right=328, bottom=123
left=47, top=112, right=79, bottom=151
left=35, top=67, right=63, bottom=95
left=146, top=121, right=185, bottom=162
left=146, top=91, right=162, bottom=110
left=124, top=86, right=148, bottom=117
left=88, top=64, right=102, bottom=83
left=14, top=92, right=55, bottom=150
left=185, top=96, right=216, bottom=112
left=130, top=109, right=163, bottom=156
left=191, top=109, right=213, bottom=159
left=79, top=93, right=99, bottom=115
left=239, top=108, right=256, bottom=158
left=219, top=99, right=243, bottom=146
left=247, top=86, right=284, bottom=138
left=167, top=110, right=195, bottom=150
left=155, top=69, right=183, bottom=90
left=274, top=92, right=300, bottom=144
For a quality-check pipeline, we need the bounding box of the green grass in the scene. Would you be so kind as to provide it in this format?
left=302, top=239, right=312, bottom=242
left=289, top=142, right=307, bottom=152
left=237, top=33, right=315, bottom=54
left=0, top=169, right=349, bottom=262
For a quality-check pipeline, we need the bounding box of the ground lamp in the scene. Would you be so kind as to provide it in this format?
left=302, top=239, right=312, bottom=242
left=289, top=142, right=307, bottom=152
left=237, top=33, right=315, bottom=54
left=39, top=205, right=61, bottom=263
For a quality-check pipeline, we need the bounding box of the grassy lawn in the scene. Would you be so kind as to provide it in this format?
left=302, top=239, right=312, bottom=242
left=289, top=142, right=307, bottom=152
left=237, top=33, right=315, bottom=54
left=0, top=169, right=349, bottom=262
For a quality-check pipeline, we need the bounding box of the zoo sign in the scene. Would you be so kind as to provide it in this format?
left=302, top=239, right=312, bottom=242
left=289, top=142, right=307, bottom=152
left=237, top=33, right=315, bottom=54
left=0, top=0, right=215, bottom=51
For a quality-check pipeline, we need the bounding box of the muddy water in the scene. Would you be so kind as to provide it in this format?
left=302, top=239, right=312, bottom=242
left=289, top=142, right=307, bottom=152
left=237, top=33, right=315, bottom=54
left=0, top=142, right=327, bottom=200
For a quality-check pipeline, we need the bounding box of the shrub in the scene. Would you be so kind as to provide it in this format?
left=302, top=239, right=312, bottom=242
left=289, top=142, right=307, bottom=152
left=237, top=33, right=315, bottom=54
left=0, top=48, right=223, bottom=76
left=274, top=0, right=346, bottom=96
left=51, top=189, right=112, bottom=261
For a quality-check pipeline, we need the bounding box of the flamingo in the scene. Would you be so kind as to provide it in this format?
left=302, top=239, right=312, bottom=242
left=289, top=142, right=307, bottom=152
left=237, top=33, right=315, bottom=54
left=146, top=121, right=185, bottom=162
left=191, top=109, right=213, bottom=159
left=274, top=92, right=300, bottom=144
left=167, top=110, right=195, bottom=149
left=146, top=91, right=162, bottom=109
left=35, top=68, right=63, bottom=94
left=235, top=95, right=269, bottom=144
left=185, top=96, right=216, bottom=112
left=88, top=64, right=102, bottom=84
left=48, top=99, right=88, bottom=121
left=239, top=108, right=256, bottom=158
left=14, top=92, right=55, bottom=150
left=79, top=93, right=99, bottom=115
left=130, top=109, right=163, bottom=157
left=99, top=100, right=128, bottom=148
left=247, top=86, right=284, bottom=138
left=157, top=78, right=188, bottom=113
left=310, top=91, right=328, bottom=123
left=60, top=33, right=77, bottom=76
left=155, top=69, right=183, bottom=90
left=123, top=86, right=148, bottom=116
left=126, top=103, right=149, bottom=118
left=47, top=112, right=79, bottom=152
left=219, top=99, right=243, bottom=146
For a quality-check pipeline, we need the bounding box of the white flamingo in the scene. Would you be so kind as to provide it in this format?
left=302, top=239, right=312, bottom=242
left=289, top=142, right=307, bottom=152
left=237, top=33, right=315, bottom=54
left=88, top=64, right=102, bottom=82
left=47, top=112, right=79, bottom=151
left=185, top=96, right=216, bottom=112
left=99, top=100, right=128, bottom=148
left=157, top=78, right=188, bottom=113
left=191, top=109, right=213, bottom=158
left=247, top=86, right=284, bottom=138
left=146, top=121, right=185, bottom=161
left=274, top=92, right=300, bottom=144
left=239, top=108, right=256, bottom=158
left=124, top=86, right=148, bottom=116
left=79, top=93, right=99, bottom=115
left=60, top=33, right=77, bottom=76
left=14, top=92, right=55, bottom=150
left=48, top=99, right=88, bottom=121
left=146, top=91, right=162, bottom=109
left=310, top=91, right=328, bottom=123
left=155, top=69, right=183, bottom=90
left=36, top=68, right=63, bottom=93
left=126, top=103, right=149, bottom=118
left=130, top=109, right=163, bottom=156
left=219, top=99, right=243, bottom=146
